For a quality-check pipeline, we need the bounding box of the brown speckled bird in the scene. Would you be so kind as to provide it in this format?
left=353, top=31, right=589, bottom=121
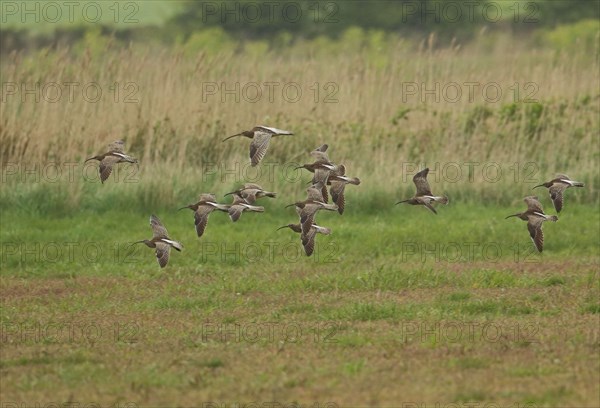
left=277, top=222, right=331, bottom=256
left=224, top=183, right=276, bottom=205
left=133, top=215, right=183, bottom=268
left=286, top=185, right=338, bottom=235
left=226, top=194, right=265, bottom=222
left=506, top=196, right=558, bottom=252
left=328, top=165, right=361, bottom=214
left=178, top=193, right=229, bottom=238
left=533, top=174, right=584, bottom=213
left=396, top=168, right=448, bottom=214
left=222, top=126, right=293, bottom=166
left=85, top=140, right=138, bottom=183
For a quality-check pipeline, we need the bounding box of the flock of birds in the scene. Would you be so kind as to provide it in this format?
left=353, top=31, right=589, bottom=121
left=85, top=126, right=585, bottom=267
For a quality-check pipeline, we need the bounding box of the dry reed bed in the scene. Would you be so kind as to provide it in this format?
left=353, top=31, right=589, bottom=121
left=1, top=37, right=598, bottom=209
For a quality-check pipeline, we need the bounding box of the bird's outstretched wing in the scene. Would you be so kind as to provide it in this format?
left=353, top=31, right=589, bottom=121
left=249, top=131, right=272, bottom=167
left=413, top=168, right=432, bottom=196
left=99, top=155, right=120, bottom=183
left=527, top=219, right=544, bottom=252
left=524, top=196, right=544, bottom=213
left=549, top=184, right=567, bottom=213
left=150, top=214, right=169, bottom=239
left=154, top=242, right=171, bottom=267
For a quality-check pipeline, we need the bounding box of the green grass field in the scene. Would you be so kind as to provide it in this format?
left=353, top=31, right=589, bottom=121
left=1, top=194, right=599, bottom=405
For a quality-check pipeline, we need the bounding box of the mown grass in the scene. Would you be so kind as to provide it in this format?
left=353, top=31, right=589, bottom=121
left=1, top=203, right=598, bottom=404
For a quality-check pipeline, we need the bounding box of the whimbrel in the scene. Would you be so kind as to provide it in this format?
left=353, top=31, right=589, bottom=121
left=506, top=196, right=558, bottom=252
left=178, top=193, right=229, bottom=238
left=133, top=214, right=183, bottom=267
left=226, top=194, right=265, bottom=222
left=396, top=168, right=448, bottom=214
left=328, top=165, right=361, bottom=214
left=295, top=144, right=337, bottom=201
left=277, top=223, right=331, bottom=256
left=224, top=183, right=276, bottom=205
left=222, top=126, right=293, bottom=166
left=85, top=140, right=138, bottom=183
left=533, top=174, right=584, bottom=213
left=286, top=185, right=338, bottom=235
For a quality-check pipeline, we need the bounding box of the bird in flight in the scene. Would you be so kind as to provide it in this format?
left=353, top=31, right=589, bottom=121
left=396, top=168, right=448, bottom=214
left=133, top=215, right=183, bottom=267
left=506, top=196, right=558, bottom=252
left=222, top=126, right=293, bottom=166
left=178, top=193, right=229, bottom=238
left=533, top=174, right=584, bottom=213
left=85, top=140, right=138, bottom=183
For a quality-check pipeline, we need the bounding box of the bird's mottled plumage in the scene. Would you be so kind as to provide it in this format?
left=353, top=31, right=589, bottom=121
left=224, top=183, right=276, bottom=205
left=133, top=214, right=183, bottom=268
left=222, top=126, right=293, bottom=167
left=396, top=168, right=448, bottom=214
left=533, top=174, right=584, bottom=213
left=226, top=194, right=265, bottom=222
left=85, top=139, right=138, bottom=183
left=506, top=196, right=558, bottom=252
left=178, top=193, right=229, bottom=238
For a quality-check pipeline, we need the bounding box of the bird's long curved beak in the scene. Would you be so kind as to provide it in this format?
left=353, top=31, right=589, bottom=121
left=505, top=214, right=518, bottom=219
left=285, top=204, right=296, bottom=209
left=130, top=240, right=145, bottom=246
left=395, top=200, right=408, bottom=205
left=532, top=184, right=543, bottom=189
left=276, top=226, right=288, bottom=231
left=222, top=133, right=242, bottom=142
left=223, top=191, right=234, bottom=197
left=84, top=157, right=95, bottom=163
left=177, top=206, right=189, bottom=211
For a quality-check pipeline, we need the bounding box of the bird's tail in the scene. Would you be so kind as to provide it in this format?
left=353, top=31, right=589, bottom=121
left=572, top=181, right=585, bottom=187
left=215, top=204, right=231, bottom=212
left=124, top=155, right=137, bottom=164
left=314, top=225, right=331, bottom=235
left=434, top=196, right=449, bottom=205
left=264, top=192, right=277, bottom=198
left=347, top=177, right=361, bottom=185
left=321, top=203, right=338, bottom=211
left=247, top=205, right=265, bottom=212
left=547, top=215, right=558, bottom=222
